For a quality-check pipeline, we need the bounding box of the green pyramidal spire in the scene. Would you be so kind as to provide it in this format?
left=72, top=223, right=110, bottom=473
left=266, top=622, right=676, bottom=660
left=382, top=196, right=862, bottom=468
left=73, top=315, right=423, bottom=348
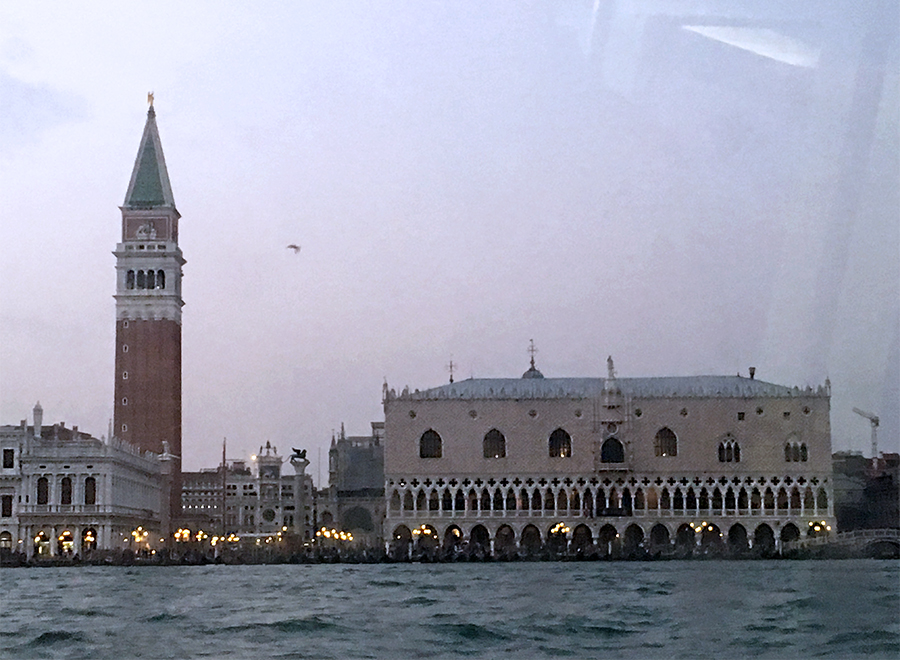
left=124, top=105, right=175, bottom=208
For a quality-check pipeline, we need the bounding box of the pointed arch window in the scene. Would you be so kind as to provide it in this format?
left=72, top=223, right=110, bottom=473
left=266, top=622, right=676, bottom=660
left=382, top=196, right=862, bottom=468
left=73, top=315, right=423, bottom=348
left=419, top=430, right=442, bottom=458
left=549, top=428, right=572, bottom=458
left=784, top=439, right=808, bottom=462
left=600, top=437, right=624, bottom=463
left=653, top=427, right=677, bottom=457
left=718, top=436, right=740, bottom=462
left=483, top=429, right=506, bottom=458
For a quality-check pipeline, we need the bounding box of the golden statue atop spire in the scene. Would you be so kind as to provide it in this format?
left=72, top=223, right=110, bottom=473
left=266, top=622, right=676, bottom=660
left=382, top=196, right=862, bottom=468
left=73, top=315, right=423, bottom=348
left=147, top=91, right=154, bottom=107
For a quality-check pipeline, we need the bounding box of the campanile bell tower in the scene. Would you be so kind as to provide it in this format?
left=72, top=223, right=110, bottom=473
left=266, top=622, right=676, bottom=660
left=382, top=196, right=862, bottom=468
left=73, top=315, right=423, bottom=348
left=113, top=101, right=185, bottom=520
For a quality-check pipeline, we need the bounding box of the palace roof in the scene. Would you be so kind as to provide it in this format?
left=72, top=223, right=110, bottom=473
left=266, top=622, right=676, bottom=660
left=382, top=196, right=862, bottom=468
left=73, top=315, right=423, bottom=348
left=394, top=376, right=827, bottom=401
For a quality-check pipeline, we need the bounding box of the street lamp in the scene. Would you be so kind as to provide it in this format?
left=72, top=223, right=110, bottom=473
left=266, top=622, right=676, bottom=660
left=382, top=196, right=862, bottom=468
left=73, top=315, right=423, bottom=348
left=131, top=526, right=149, bottom=552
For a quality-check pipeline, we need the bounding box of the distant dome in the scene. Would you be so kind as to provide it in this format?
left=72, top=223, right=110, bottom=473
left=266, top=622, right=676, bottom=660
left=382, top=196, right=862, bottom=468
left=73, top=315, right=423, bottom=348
left=522, top=365, right=544, bottom=379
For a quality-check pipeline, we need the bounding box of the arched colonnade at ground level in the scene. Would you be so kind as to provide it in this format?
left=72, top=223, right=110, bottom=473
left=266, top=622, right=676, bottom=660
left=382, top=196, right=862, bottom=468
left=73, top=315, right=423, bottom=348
left=388, top=519, right=822, bottom=556
left=386, top=480, right=832, bottom=519
left=20, top=525, right=110, bottom=558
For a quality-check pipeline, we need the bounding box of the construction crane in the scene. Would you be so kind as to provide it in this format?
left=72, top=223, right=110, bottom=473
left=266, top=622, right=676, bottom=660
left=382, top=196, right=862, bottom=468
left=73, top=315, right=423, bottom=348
left=852, top=407, right=880, bottom=467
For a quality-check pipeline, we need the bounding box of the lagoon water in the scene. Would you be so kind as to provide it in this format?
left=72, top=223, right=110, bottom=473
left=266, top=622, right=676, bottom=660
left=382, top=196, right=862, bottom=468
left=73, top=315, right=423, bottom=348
left=1, top=560, right=897, bottom=659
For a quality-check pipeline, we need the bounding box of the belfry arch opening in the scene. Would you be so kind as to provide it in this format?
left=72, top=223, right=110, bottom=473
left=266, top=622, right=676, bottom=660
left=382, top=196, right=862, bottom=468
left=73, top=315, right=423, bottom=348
left=127, top=269, right=167, bottom=290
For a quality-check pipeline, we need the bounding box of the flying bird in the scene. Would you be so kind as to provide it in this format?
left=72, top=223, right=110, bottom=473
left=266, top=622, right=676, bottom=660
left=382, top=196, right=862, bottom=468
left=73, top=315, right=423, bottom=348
left=286, top=244, right=301, bottom=253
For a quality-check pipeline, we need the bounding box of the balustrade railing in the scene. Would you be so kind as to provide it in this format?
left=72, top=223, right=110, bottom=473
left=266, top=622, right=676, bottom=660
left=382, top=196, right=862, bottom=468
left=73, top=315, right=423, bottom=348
left=389, top=505, right=830, bottom=519
left=18, top=504, right=156, bottom=518
left=785, top=528, right=900, bottom=550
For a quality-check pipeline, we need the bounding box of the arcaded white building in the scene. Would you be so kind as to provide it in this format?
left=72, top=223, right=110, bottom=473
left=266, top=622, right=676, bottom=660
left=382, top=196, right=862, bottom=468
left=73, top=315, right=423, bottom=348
left=382, top=358, right=835, bottom=556
left=0, top=403, right=169, bottom=559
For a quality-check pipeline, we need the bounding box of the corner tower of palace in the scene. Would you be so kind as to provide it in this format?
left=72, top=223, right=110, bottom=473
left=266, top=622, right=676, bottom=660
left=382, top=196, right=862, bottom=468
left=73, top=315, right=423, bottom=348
left=112, top=103, right=185, bottom=519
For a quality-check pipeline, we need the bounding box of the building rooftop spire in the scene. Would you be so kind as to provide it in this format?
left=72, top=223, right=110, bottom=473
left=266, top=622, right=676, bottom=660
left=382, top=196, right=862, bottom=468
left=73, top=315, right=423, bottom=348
left=522, top=339, right=544, bottom=379
left=123, top=101, right=175, bottom=209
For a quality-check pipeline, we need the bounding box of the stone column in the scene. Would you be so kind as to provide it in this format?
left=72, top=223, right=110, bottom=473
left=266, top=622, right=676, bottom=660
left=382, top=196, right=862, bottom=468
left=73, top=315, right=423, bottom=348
left=23, top=525, right=33, bottom=559
left=159, top=451, right=174, bottom=547
left=75, top=475, right=84, bottom=509
left=104, top=472, right=113, bottom=511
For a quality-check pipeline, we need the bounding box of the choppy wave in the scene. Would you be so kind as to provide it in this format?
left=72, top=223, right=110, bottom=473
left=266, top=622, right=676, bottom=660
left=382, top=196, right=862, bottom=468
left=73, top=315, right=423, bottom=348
left=24, top=630, right=89, bottom=647
left=0, top=561, right=896, bottom=659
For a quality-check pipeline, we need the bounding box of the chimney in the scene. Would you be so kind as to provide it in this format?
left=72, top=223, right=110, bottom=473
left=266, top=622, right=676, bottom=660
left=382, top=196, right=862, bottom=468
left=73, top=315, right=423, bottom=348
left=749, top=367, right=756, bottom=380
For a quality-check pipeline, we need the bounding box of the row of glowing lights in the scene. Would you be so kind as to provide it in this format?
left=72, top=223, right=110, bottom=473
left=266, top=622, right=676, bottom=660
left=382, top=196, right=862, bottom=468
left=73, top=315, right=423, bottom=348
left=256, top=527, right=293, bottom=545
left=689, top=521, right=724, bottom=537
left=399, top=524, right=606, bottom=540
left=402, top=525, right=462, bottom=539
left=394, top=520, right=835, bottom=542
left=316, top=527, right=353, bottom=542
left=174, top=528, right=242, bottom=545
left=34, top=531, right=93, bottom=544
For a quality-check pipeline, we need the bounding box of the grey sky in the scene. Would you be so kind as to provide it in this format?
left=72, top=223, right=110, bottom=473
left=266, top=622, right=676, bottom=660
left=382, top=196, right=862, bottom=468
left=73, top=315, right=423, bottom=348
left=1, top=1, right=897, bottom=482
